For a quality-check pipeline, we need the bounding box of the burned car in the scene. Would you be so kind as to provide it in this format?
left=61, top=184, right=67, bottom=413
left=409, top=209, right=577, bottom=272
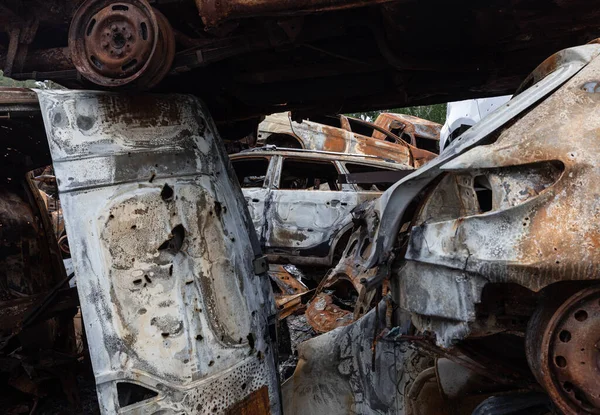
left=285, top=42, right=600, bottom=415
left=3, top=3, right=600, bottom=410
left=5, top=0, right=600, bottom=141
left=0, top=89, right=283, bottom=414
left=230, top=147, right=412, bottom=270
left=257, top=112, right=439, bottom=168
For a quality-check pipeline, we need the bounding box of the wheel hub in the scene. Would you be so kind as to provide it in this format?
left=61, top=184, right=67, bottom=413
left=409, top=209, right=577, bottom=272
left=527, top=286, right=600, bottom=414
left=69, top=0, right=174, bottom=88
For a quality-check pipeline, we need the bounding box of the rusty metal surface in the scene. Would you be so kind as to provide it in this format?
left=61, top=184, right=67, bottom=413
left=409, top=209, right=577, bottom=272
left=373, top=113, right=441, bottom=142
left=305, top=293, right=353, bottom=333
left=304, top=224, right=378, bottom=333
left=526, top=286, right=600, bottom=414
left=37, top=90, right=281, bottom=414
left=0, top=87, right=38, bottom=105
left=258, top=112, right=418, bottom=167
left=195, top=0, right=399, bottom=27
left=7, top=0, right=600, bottom=125
left=340, top=43, right=600, bottom=297
left=68, top=0, right=175, bottom=88
left=268, top=265, right=310, bottom=320
left=396, top=45, right=600, bottom=348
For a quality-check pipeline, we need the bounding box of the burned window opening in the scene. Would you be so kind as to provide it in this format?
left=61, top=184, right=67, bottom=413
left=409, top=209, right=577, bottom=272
left=344, top=163, right=396, bottom=191
left=415, top=137, right=440, bottom=154
left=280, top=159, right=340, bottom=190
left=347, top=118, right=375, bottom=137
left=117, top=382, right=158, bottom=408
left=231, top=158, right=269, bottom=188
left=304, top=115, right=341, bottom=129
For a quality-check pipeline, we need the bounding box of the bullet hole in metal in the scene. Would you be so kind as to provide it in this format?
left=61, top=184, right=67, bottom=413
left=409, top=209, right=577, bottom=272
left=158, top=224, right=185, bottom=254
left=161, top=183, right=173, bottom=201
left=214, top=201, right=222, bottom=218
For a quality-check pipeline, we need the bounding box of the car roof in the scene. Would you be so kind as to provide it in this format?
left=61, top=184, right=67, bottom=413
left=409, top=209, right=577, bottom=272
left=230, top=146, right=412, bottom=170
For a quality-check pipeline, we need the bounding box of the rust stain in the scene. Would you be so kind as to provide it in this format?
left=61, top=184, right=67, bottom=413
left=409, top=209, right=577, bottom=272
left=305, top=293, right=353, bottom=333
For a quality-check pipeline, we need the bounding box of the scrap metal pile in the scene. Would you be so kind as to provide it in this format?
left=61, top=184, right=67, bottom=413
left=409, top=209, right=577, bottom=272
left=1, top=1, right=600, bottom=414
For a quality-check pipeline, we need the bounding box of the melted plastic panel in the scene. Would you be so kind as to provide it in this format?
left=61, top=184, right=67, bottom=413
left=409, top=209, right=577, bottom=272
left=37, top=90, right=280, bottom=414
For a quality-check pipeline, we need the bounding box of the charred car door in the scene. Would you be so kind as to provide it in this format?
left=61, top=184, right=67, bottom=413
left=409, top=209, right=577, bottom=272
left=37, top=90, right=281, bottom=414
left=264, top=156, right=358, bottom=266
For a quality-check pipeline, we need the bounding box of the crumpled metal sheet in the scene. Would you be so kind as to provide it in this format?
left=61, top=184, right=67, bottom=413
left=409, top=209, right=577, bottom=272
left=399, top=44, right=600, bottom=346
left=283, top=301, right=432, bottom=415
left=259, top=112, right=416, bottom=167
left=304, top=221, right=378, bottom=333
left=37, top=90, right=280, bottom=414
left=305, top=292, right=353, bottom=333
left=268, top=264, right=311, bottom=320
left=364, top=43, right=600, bottom=276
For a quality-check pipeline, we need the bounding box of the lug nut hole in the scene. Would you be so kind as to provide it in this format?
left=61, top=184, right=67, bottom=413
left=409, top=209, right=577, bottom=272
left=574, top=310, right=588, bottom=321
left=559, top=330, right=572, bottom=343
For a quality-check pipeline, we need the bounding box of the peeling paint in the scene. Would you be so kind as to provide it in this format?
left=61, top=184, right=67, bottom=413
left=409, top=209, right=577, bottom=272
left=37, top=90, right=281, bottom=414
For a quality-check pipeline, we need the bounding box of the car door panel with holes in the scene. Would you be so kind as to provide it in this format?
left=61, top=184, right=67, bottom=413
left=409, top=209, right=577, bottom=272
left=265, top=157, right=358, bottom=265
left=38, top=91, right=280, bottom=415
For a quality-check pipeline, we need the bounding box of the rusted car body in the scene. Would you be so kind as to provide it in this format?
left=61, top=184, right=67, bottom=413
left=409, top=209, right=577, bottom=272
left=3, top=2, right=600, bottom=410
left=372, top=113, right=441, bottom=155
left=286, top=43, right=600, bottom=414
left=257, top=112, right=438, bottom=167
left=3, top=0, right=600, bottom=143
left=230, top=147, right=411, bottom=268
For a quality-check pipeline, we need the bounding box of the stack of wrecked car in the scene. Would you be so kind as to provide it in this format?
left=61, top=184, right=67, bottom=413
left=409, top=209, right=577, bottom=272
left=2, top=13, right=600, bottom=414
left=284, top=42, right=600, bottom=415
left=257, top=111, right=440, bottom=167
left=238, top=112, right=441, bottom=339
